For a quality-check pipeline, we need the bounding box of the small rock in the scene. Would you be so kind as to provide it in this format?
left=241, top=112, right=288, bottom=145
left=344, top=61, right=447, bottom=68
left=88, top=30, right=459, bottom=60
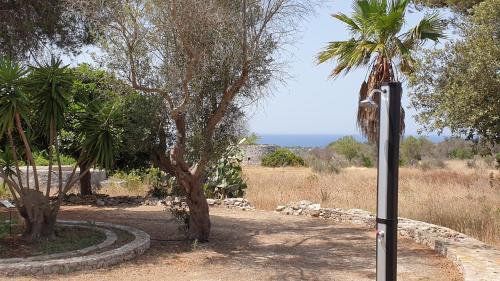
left=276, top=205, right=286, bottom=212
left=308, top=203, right=321, bottom=211
left=96, top=199, right=105, bottom=206
left=298, top=200, right=312, bottom=206
left=309, top=210, right=320, bottom=217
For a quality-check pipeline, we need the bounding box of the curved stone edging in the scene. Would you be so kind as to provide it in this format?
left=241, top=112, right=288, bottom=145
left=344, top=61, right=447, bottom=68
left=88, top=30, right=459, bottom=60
left=276, top=202, right=500, bottom=281
left=0, top=224, right=117, bottom=264
left=0, top=221, right=150, bottom=276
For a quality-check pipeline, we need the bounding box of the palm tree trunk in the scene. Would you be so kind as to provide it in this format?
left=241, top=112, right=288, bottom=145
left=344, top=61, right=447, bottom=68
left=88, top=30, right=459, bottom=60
left=46, top=118, right=55, bottom=197
left=7, top=129, right=25, bottom=190
left=79, top=161, right=92, bottom=195
left=357, top=56, right=404, bottom=142
left=18, top=189, right=56, bottom=242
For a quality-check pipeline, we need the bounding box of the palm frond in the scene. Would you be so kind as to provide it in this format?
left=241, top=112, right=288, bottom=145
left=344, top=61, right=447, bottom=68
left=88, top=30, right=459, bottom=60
left=317, top=39, right=376, bottom=78
left=402, top=13, right=446, bottom=44
left=78, top=100, right=123, bottom=170
left=332, top=13, right=360, bottom=33
left=0, top=58, right=29, bottom=136
left=28, top=56, right=74, bottom=133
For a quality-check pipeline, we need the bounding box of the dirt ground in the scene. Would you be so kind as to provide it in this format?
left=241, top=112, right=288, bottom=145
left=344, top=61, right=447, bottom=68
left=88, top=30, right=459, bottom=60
left=4, top=205, right=462, bottom=281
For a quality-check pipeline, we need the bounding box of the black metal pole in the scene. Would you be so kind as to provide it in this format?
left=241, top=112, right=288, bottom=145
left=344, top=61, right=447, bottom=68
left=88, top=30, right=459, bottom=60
left=376, top=82, right=401, bottom=281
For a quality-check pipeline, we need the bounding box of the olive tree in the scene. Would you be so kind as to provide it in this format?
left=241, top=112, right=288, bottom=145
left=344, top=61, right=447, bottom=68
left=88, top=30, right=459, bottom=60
left=97, top=0, right=313, bottom=241
left=409, top=0, right=500, bottom=145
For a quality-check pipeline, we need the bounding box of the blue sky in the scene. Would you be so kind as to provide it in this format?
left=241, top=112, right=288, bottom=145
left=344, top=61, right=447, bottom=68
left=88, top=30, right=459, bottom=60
left=68, top=1, right=450, bottom=137
left=246, top=1, right=446, bottom=136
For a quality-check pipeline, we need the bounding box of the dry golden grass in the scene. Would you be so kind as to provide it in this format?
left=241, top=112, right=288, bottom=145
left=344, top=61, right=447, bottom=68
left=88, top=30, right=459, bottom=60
left=243, top=162, right=500, bottom=248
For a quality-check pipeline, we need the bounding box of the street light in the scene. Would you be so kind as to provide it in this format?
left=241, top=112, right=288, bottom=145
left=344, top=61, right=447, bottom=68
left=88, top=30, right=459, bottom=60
left=360, top=83, right=401, bottom=281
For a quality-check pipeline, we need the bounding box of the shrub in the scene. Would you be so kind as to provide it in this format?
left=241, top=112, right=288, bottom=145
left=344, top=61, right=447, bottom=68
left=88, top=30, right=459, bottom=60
left=112, top=170, right=144, bottom=191
left=24, top=151, right=76, bottom=166
left=418, top=158, right=446, bottom=171
left=400, top=136, right=434, bottom=166
left=305, top=148, right=348, bottom=174
left=449, top=147, right=474, bottom=160
left=328, top=136, right=376, bottom=167
left=361, top=154, right=373, bottom=168
left=261, top=148, right=305, bottom=167
left=328, top=136, right=362, bottom=161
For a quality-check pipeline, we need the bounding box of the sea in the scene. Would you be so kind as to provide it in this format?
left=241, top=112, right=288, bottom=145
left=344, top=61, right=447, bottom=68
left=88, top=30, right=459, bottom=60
left=257, top=134, right=448, bottom=148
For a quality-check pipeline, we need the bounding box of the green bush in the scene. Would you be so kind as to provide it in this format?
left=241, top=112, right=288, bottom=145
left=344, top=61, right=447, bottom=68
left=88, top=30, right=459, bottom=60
left=361, top=154, right=373, bottom=168
left=261, top=148, right=305, bottom=167
left=29, top=151, right=76, bottom=166
left=328, top=136, right=375, bottom=167
left=328, top=136, right=362, bottom=161
left=448, top=147, right=474, bottom=160
left=400, top=136, right=434, bottom=166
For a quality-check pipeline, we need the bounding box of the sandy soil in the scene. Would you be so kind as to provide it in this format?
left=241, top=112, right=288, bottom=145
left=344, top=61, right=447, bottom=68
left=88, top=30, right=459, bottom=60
left=5, top=205, right=462, bottom=281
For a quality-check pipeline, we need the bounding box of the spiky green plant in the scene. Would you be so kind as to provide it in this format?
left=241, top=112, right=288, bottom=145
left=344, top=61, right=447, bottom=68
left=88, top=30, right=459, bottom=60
left=0, top=57, right=122, bottom=241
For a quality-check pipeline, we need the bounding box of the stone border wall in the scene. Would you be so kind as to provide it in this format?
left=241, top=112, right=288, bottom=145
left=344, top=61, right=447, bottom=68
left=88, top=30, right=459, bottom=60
left=275, top=201, right=500, bottom=281
left=240, top=144, right=279, bottom=165
left=0, top=224, right=117, bottom=264
left=0, top=221, right=150, bottom=276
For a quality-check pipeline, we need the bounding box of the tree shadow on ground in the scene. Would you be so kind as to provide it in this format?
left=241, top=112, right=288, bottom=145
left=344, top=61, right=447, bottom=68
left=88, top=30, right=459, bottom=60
left=53, top=206, right=461, bottom=281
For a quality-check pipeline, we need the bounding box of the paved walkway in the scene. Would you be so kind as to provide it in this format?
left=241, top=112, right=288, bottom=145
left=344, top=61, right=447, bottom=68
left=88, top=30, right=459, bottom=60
left=8, top=206, right=462, bottom=281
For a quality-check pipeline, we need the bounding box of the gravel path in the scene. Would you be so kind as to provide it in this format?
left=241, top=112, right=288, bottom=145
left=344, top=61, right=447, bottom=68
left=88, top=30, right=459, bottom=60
left=6, top=205, right=462, bottom=281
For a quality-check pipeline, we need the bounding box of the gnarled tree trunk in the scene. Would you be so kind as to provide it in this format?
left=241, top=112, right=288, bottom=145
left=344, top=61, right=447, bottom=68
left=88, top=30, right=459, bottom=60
left=79, top=162, right=92, bottom=195
left=184, top=180, right=211, bottom=242
left=18, top=190, right=57, bottom=242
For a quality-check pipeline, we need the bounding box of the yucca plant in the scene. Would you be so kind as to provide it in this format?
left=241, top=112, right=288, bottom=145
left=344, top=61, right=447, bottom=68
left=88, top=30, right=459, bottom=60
left=0, top=57, right=121, bottom=242
left=318, top=0, right=446, bottom=142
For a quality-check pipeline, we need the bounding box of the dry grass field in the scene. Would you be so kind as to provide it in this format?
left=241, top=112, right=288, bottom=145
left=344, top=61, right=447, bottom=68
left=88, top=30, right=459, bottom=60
left=244, top=161, right=500, bottom=248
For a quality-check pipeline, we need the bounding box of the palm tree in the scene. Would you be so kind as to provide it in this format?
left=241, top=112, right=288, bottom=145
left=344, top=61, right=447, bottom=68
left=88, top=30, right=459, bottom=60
left=318, top=0, right=445, bottom=142
left=0, top=57, right=121, bottom=241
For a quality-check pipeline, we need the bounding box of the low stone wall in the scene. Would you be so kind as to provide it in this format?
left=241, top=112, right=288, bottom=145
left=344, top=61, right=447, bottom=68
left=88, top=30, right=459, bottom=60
left=240, top=144, right=279, bottom=165
left=0, top=224, right=117, bottom=264
left=276, top=201, right=500, bottom=281
left=0, top=221, right=150, bottom=276
left=11, top=166, right=107, bottom=189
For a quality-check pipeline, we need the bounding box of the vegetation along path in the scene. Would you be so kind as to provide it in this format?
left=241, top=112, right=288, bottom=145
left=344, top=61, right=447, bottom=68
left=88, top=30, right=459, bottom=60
left=6, top=205, right=461, bottom=281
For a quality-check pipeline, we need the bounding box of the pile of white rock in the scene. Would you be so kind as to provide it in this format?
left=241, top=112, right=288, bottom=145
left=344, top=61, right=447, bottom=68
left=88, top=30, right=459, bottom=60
left=275, top=200, right=321, bottom=217
left=206, top=198, right=254, bottom=210
left=61, top=194, right=254, bottom=210
left=275, top=200, right=472, bottom=241
left=275, top=200, right=376, bottom=226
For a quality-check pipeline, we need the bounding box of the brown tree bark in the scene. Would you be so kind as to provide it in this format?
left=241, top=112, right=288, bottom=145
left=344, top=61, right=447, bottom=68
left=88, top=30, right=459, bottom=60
left=79, top=162, right=92, bottom=195
left=154, top=148, right=211, bottom=242
left=18, top=190, right=56, bottom=242
left=184, top=180, right=211, bottom=242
